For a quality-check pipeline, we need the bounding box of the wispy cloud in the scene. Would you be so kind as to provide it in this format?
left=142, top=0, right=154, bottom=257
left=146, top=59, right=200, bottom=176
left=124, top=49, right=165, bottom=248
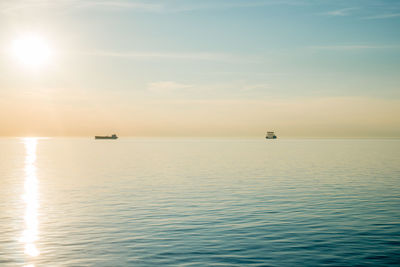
left=321, top=7, right=358, bottom=17
left=363, top=13, right=400, bottom=20
left=145, top=80, right=275, bottom=99
left=0, top=0, right=161, bottom=14
left=0, top=0, right=308, bottom=14
left=0, top=0, right=74, bottom=13
left=147, top=81, right=193, bottom=93
left=80, top=50, right=232, bottom=61
left=310, top=45, right=400, bottom=51
left=155, top=0, right=308, bottom=13
left=76, top=0, right=162, bottom=11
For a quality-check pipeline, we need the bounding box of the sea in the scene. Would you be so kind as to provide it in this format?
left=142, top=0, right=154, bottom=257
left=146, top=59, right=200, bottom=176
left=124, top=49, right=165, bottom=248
left=0, top=138, right=399, bottom=266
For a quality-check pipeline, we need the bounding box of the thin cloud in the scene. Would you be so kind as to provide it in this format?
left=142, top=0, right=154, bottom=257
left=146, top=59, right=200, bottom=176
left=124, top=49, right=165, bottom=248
left=0, top=0, right=161, bottom=14
left=363, top=13, right=400, bottom=20
left=145, top=81, right=276, bottom=99
left=321, top=7, right=358, bottom=17
left=76, top=0, right=162, bottom=11
left=0, top=0, right=308, bottom=14
left=147, top=81, right=193, bottom=93
left=310, top=45, right=400, bottom=51
left=157, top=0, right=308, bottom=13
left=80, top=50, right=232, bottom=61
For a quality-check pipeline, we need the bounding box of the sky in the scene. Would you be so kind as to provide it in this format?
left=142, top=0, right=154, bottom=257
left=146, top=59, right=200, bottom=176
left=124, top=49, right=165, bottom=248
left=0, top=0, right=399, bottom=137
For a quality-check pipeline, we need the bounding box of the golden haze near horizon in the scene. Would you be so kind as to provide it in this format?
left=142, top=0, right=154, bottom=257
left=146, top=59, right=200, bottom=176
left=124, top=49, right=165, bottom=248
left=1, top=5, right=400, bottom=138
left=1, top=94, right=399, bottom=137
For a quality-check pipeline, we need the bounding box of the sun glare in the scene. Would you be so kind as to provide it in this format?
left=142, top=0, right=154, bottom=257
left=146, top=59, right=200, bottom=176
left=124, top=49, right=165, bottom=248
left=11, top=34, right=52, bottom=68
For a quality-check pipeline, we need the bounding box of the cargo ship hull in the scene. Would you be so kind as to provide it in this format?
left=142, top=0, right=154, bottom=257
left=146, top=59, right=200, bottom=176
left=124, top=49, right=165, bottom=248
left=95, top=134, right=118, bottom=140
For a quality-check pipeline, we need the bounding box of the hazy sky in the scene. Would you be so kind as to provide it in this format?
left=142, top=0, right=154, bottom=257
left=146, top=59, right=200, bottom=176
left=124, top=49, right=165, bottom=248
left=1, top=0, right=399, bottom=137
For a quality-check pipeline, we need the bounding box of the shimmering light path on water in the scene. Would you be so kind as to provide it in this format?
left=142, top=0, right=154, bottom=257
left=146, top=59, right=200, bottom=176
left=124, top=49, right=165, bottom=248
left=21, top=138, right=40, bottom=262
left=0, top=138, right=399, bottom=266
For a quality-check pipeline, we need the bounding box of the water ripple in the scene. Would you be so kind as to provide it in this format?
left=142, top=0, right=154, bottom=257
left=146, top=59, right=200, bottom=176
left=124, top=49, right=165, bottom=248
left=0, top=138, right=399, bottom=266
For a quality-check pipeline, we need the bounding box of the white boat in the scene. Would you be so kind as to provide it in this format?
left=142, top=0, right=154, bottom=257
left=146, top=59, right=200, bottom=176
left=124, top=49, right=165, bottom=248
left=265, top=131, right=277, bottom=139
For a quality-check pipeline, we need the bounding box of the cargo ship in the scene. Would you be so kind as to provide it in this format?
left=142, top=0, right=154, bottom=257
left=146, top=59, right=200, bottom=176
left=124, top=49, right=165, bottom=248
left=265, top=131, right=277, bottom=139
left=95, top=134, right=118, bottom=140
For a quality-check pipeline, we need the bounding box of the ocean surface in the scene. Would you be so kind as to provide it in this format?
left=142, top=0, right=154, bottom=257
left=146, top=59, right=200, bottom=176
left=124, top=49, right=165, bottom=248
left=0, top=138, right=399, bottom=266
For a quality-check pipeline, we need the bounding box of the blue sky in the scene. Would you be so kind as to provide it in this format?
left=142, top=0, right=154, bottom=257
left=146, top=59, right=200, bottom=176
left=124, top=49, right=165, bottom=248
left=0, top=0, right=399, bottom=136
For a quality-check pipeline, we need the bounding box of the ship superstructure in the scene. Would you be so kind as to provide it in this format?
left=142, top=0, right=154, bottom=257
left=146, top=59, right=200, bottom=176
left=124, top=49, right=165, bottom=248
left=265, top=131, right=277, bottom=139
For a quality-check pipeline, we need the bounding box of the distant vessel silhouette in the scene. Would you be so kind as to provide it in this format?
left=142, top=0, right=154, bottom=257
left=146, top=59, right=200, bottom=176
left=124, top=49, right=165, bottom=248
left=265, top=131, right=277, bottom=139
left=95, top=134, right=118, bottom=140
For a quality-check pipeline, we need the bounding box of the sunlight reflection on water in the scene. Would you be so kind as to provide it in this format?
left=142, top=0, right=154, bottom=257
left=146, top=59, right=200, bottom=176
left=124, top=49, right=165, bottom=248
left=21, top=138, right=40, bottom=263
left=0, top=138, right=398, bottom=266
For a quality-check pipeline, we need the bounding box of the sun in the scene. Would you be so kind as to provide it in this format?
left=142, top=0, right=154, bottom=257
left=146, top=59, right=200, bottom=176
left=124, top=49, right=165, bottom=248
left=11, top=34, right=52, bottom=68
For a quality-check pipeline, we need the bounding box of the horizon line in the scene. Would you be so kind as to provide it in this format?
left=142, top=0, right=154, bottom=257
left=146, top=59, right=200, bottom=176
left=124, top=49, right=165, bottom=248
left=1, top=136, right=400, bottom=140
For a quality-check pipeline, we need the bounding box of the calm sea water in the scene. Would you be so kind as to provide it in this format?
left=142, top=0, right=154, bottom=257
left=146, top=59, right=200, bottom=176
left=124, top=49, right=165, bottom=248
left=0, top=138, right=399, bottom=266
